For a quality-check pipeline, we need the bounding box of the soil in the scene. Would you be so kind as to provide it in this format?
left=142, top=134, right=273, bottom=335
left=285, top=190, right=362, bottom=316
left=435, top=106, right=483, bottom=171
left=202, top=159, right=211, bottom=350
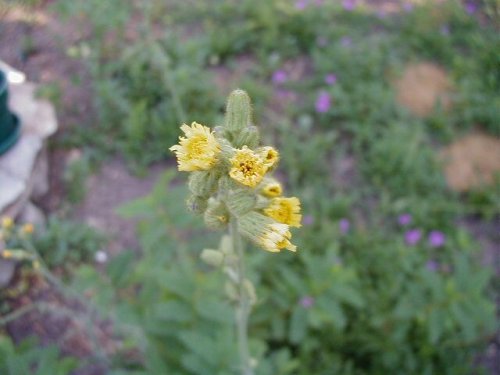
left=0, top=2, right=498, bottom=375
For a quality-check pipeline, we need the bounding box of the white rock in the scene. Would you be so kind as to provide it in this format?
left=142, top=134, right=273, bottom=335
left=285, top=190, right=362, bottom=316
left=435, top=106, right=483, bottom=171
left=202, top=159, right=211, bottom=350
left=0, top=171, right=25, bottom=212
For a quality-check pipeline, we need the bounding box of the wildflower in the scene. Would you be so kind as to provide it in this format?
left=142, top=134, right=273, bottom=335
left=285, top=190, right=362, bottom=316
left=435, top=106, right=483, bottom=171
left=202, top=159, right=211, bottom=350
left=428, top=231, right=446, bottom=248
left=1, top=217, right=13, bottom=229
left=258, top=146, right=280, bottom=170
left=402, top=3, right=413, bottom=12
left=339, top=218, right=350, bottom=234
left=260, top=180, right=282, bottom=198
left=21, top=223, right=34, bottom=235
left=2, top=250, right=13, bottom=258
left=405, top=229, right=422, bottom=246
left=295, top=0, right=308, bottom=10
left=341, top=36, right=352, bottom=47
left=272, top=70, right=287, bottom=85
left=238, top=212, right=297, bottom=252
left=264, top=197, right=302, bottom=228
left=302, top=215, right=314, bottom=226
left=169, top=122, right=221, bottom=171
left=342, top=0, right=356, bottom=11
left=300, top=296, right=314, bottom=308
left=426, top=260, right=439, bottom=272
left=229, top=146, right=267, bottom=187
left=325, top=73, right=337, bottom=85
left=465, top=1, right=477, bottom=14
left=398, top=213, right=412, bottom=226
left=315, top=91, right=331, bottom=113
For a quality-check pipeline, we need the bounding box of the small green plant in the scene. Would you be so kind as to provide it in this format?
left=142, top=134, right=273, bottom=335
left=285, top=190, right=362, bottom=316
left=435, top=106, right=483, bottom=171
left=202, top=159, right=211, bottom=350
left=169, top=90, right=302, bottom=374
left=0, top=335, right=77, bottom=375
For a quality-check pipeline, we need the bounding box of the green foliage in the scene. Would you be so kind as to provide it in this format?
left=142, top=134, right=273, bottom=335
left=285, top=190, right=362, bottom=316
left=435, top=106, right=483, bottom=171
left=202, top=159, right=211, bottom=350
left=0, top=335, right=77, bottom=375
left=31, top=217, right=105, bottom=269
left=67, top=172, right=495, bottom=374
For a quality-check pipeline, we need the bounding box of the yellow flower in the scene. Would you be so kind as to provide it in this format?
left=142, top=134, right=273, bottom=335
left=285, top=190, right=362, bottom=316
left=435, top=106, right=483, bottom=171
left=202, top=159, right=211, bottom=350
left=238, top=211, right=297, bottom=253
left=261, top=180, right=282, bottom=198
left=260, top=224, right=297, bottom=252
left=258, top=146, right=279, bottom=170
left=21, top=223, right=34, bottom=235
left=1, top=217, right=14, bottom=229
left=169, top=122, right=221, bottom=171
left=229, top=146, right=267, bottom=187
left=263, top=197, right=302, bottom=228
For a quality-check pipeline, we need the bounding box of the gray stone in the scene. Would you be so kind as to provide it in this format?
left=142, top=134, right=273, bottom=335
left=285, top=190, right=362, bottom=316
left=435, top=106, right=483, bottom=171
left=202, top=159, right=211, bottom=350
left=0, top=170, right=25, bottom=213
left=31, top=148, right=49, bottom=199
left=8, top=82, right=58, bottom=138
left=0, top=132, right=42, bottom=182
left=0, top=259, right=15, bottom=289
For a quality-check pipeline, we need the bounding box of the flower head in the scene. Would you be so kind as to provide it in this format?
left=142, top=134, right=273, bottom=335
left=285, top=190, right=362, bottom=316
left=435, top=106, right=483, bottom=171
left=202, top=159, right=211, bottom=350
left=342, top=0, right=356, bottom=11
left=272, top=70, right=288, bottom=85
left=169, top=122, right=221, bottom=171
left=325, top=73, right=337, bottom=85
left=1, top=217, right=13, bottom=229
left=339, top=218, right=350, bottom=234
left=229, top=146, right=267, bottom=187
left=300, top=296, right=314, bottom=308
left=260, top=180, right=282, bottom=198
left=21, top=223, right=34, bottom=235
left=398, top=213, right=412, bottom=226
left=426, top=260, right=439, bottom=272
left=295, top=0, right=308, bottom=10
left=238, top=211, right=297, bottom=252
left=428, top=230, right=446, bottom=248
left=258, top=146, right=280, bottom=170
left=264, top=197, right=302, bottom=228
left=405, top=229, right=422, bottom=246
left=315, top=91, right=331, bottom=113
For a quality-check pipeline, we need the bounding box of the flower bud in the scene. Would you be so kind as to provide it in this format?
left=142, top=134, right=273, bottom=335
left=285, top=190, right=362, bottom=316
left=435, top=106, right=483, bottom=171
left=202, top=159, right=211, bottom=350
left=225, top=89, right=252, bottom=134
left=186, top=195, right=208, bottom=214
left=226, top=189, right=257, bottom=217
left=204, top=198, right=229, bottom=229
left=188, top=170, right=220, bottom=197
left=200, top=248, right=224, bottom=267
left=233, top=126, right=260, bottom=149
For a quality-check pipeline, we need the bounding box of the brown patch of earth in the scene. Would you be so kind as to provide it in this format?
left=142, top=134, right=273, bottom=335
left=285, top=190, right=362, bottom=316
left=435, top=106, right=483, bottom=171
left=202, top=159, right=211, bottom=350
left=394, top=62, right=452, bottom=117
left=441, top=132, right=500, bottom=192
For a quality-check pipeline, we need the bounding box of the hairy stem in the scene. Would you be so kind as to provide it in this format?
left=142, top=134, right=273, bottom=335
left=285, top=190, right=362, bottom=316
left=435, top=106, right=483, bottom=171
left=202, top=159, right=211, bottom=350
left=230, top=217, right=253, bottom=375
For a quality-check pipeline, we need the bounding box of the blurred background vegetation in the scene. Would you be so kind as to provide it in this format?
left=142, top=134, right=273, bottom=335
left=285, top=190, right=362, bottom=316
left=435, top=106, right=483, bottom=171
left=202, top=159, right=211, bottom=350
left=0, top=0, right=499, bottom=374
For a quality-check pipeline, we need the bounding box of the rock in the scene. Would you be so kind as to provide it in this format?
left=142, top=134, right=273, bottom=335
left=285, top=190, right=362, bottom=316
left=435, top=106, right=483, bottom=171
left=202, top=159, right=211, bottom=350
left=394, top=62, right=452, bottom=117
left=0, top=132, right=43, bottom=182
left=0, top=259, right=15, bottom=289
left=0, top=170, right=25, bottom=213
left=441, top=132, right=500, bottom=192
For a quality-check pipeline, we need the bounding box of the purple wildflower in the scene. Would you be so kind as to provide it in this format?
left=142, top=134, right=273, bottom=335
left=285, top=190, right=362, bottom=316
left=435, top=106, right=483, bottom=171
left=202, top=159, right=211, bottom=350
left=342, top=0, right=356, bottom=11
left=272, top=70, right=288, bottom=85
left=295, top=0, right=308, bottom=10
left=303, top=215, right=314, bottom=226
left=440, top=25, right=450, bottom=36
left=405, top=229, right=422, bottom=246
left=428, top=231, right=446, bottom=248
left=300, top=296, right=314, bottom=308
left=315, top=91, right=331, bottom=113
left=426, top=260, right=439, bottom=272
left=314, top=0, right=324, bottom=5
left=402, top=3, right=414, bottom=12
left=339, top=218, right=350, bottom=234
left=325, top=73, right=337, bottom=85
left=465, top=1, right=477, bottom=14
left=398, top=213, right=412, bottom=226
left=341, top=36, right=352, bottom=47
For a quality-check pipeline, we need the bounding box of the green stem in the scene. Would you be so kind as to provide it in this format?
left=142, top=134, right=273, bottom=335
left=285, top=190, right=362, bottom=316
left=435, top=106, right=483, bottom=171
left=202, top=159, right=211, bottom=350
left=230, top=217, right=253, bottom=375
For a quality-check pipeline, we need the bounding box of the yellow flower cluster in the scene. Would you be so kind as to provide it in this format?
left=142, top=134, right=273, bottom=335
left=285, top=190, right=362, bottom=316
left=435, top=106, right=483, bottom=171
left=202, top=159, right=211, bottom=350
left=169, top=90, right=301, bottom=253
